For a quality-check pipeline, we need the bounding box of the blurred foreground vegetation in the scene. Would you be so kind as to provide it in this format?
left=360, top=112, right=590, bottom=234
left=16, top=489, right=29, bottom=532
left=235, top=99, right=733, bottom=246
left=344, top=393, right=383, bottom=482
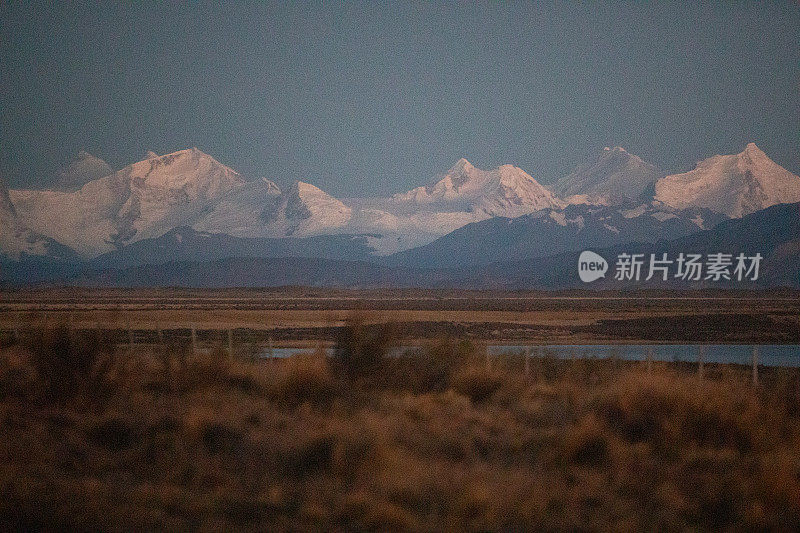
left=1, top=323, right=800, bottom=530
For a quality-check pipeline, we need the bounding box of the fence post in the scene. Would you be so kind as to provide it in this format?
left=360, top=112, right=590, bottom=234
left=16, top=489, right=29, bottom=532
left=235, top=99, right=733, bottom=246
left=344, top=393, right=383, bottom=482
left=157, top=324, right=164, bottom=347
left=227, top=328, right=234, bottom=359
left=127, top=318, right=134, bottom=353
left=191, top=325, right=197, bottom=355
left=68, top=312, right=75, bottom=346
left=13, top=311, right=21, bottom=342
left=697, top=345, right=704, bottom=380
left=524, top=347, right=531, bottom=376
left=752, top=346, right=759, bottom=386
left=268, top=335, right=274, bottom=360
left=646, top=346, right=653, bottom=373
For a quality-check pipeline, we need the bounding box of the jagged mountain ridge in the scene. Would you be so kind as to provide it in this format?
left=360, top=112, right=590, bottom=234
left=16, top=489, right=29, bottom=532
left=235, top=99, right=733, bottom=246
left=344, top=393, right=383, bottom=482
left=5, top=153, right=568, bottom=259
left=9, top=148, right=246, bottom=256
left=470, top=202, right=800, bottom=289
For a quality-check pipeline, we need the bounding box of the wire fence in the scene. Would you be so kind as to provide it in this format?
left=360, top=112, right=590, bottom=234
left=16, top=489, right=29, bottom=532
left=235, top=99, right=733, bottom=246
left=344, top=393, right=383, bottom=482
left=2, top=322, right=799, bottom=386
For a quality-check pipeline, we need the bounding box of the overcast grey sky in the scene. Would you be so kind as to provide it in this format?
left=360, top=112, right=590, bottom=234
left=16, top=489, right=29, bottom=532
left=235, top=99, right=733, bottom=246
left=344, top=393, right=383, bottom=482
left=2, top=2, right=798, bottom=195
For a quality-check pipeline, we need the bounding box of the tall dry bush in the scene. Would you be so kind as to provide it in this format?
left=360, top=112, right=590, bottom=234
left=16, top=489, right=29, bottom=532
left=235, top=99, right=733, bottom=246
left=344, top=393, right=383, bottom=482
left=269, top=349, right=336, bottom=406
left=18, top=325, right=119, bottom=404
left=386, top=338, right=475, bottom=393
left=333, top=317, right=398, bottom=382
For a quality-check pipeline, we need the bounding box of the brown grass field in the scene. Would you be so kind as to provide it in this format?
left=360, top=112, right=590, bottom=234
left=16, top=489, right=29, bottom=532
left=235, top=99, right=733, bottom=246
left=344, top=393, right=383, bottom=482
left=1, top=318, right=800, bottom=530
left=1, top=289, right=799, bottom=529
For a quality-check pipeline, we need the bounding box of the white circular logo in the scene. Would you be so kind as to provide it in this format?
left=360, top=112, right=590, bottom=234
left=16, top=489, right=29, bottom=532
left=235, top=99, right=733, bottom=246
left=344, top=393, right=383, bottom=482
left=578, top=251, right=608, bottom=282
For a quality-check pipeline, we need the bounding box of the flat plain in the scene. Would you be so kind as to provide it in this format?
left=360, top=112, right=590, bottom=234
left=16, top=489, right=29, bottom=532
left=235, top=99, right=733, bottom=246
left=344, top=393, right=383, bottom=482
left=1, top=288, right=798, bottom=345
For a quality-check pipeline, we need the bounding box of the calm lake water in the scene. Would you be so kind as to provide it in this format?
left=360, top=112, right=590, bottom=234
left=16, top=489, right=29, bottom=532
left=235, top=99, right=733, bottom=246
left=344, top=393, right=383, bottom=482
left=260, top=344, right=800, bottom=367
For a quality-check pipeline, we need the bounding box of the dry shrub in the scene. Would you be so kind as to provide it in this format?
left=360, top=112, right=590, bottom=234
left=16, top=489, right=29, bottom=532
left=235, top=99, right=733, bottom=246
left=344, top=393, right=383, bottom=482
left=2, top=336, right=800, bottom=530
left=387, top=338, right=474, bottom=393
left=14, top=326, right=119, bottom=404
left=174, top=349, right=233, bottom=392
left=766, top=367, right=800, bottom=416
left=0, top=345, right=38, bottom=401
left=270, top=350, right=335, bottom=406
left=451, top=365, right=504, bottom=403
left=562, top=414, right=612, bottom=467
left=600, top=370, right=765, bottom=453
left=333, top=317, right=397, bottom=381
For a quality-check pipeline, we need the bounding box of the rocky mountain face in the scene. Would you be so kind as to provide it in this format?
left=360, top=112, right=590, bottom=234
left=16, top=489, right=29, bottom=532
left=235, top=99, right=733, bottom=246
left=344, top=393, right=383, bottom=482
left=91, top=226, right=375, bottom=270
left=470, top=202, right=800, bottom=290
left=0, top=175, right=78, bottom=261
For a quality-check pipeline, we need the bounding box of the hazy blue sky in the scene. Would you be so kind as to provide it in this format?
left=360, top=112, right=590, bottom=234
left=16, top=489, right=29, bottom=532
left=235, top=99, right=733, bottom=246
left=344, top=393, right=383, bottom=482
left=2, top=2, right=798, bottom=195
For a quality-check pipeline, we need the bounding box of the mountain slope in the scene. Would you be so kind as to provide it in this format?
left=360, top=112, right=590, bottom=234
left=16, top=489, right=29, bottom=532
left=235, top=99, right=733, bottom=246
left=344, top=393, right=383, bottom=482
left=267, top=181, right=353, bottom=236
left=72, top=257, right=429, bottom=288
left=0, top=175, right=79, bottom=261
left=553, top=147, right=662, bottom=205
left=92, top=226, right=376, bottom=269
left=191, top=177, right=283, bottom=237
left=654, top=143, right=800, bottom=217
left=5, top=203, right=798, bottom=289
left=5, top=144, right=799, bottom=263
left=388, top=202, right=724, bottom=268
left=469, top=202, right=800, bottom=289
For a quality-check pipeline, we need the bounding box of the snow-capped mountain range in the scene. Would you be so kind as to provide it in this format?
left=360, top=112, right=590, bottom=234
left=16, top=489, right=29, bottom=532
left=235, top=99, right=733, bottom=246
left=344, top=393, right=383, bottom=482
left=2, top=143, right=799, bottom=265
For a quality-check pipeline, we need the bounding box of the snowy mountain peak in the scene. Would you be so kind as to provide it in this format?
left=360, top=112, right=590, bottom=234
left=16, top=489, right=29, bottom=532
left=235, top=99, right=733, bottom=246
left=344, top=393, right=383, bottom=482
left=8, top=147, right=247, bottom=256
left=553, top=147, right=662, bottom=206
left=125, top=148, right=244, bottom=192
left=654, top=144, right=800, bottom=217
left=393, top=160, right=563, bottom=216
left=286, top=181, right=349, bottom=213
left=53, top=151, right=113, bottom=191
left=744, top=142, right=763, bottom=154
left=447, top=158, right=474, bottom=173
